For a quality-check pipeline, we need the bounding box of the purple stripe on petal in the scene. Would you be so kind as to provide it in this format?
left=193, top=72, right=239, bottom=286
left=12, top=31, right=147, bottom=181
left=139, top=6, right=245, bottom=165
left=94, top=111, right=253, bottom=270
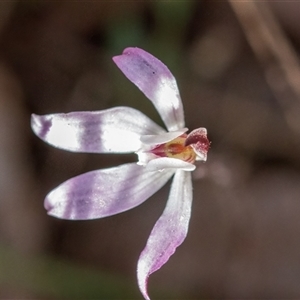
left=113, top=47, right=185, bottom=132
left=45, top=163, right=175, bottom=220
left=31, top=114, right=52, bottom=140
left=137, top=170, right=193, bottom=300
left=31, top=107, right=164, bottom=154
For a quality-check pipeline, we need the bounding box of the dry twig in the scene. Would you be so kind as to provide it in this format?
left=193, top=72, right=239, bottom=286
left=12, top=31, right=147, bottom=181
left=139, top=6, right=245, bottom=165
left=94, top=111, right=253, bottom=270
left=229, top=0, right=300, bottom=133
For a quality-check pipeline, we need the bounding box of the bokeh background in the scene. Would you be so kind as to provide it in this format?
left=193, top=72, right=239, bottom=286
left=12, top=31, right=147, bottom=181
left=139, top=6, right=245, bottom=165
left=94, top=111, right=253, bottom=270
left=1, top=1, right=300, bottom=299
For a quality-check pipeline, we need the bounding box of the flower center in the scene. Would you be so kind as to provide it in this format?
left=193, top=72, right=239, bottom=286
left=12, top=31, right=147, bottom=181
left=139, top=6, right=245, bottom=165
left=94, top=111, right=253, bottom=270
left=137, top=128, right=210, bottom=166
left=150, top=134, right=200, bottom=163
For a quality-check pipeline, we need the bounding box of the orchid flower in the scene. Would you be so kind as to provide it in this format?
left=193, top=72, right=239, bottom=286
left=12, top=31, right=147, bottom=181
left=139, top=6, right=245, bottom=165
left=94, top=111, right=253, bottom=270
left=31, top=47, right=210, bottom=300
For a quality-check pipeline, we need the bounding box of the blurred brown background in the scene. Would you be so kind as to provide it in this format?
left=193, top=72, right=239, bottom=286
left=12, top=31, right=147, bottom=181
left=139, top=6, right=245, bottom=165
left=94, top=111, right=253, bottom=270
left=1, top=1, right=300, bottom=299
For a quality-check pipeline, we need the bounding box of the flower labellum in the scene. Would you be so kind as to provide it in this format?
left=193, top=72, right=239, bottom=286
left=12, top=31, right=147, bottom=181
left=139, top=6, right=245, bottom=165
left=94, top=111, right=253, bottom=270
left=31, top=47, right=210, bottom=300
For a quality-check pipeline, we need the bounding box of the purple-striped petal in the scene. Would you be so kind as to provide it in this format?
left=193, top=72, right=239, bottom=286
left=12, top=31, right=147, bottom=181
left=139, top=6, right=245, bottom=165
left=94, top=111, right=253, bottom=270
left=113, top=47, right=185, bottom=132
left=137, top=170, right=193, bottom=300
left=31, top=107, right=164, bottom=153
left=45, top=163, right=175, bottom=220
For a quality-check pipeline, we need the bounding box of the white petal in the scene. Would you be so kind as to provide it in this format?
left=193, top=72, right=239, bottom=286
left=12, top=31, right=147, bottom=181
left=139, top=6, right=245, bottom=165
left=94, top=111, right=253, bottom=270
left=45, top=163, right=175, bottom=220
left=137, top=170, right=193, bottom=300
left=31, top=107, right=164, bottom=153
left=113, top=48, right=185, bottom=131
left=140, top=128, right=188, bottom=145
left=146, top=157, right=195, bottom=172
left=136, top=152, right=157, bottom=166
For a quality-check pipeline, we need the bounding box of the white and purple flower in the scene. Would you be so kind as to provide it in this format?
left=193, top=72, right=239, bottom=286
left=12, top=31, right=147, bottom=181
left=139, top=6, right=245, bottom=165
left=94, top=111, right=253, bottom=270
left=31, top=47, right=210, bottom=300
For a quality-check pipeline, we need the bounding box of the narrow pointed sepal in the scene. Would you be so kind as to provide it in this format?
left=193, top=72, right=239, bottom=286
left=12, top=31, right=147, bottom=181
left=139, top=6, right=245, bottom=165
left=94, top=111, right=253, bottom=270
left=113, top=47, right=185, bottom=131
left=137, top=170, right=193, bottom=299
left=45, top=163, right=175, bottom=220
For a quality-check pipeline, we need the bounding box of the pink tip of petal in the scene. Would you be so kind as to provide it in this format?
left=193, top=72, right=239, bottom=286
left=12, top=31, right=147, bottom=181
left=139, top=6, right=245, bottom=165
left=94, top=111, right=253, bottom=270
left=137, top=265, right=151, bottom=300
left=31, top=113, right=52, bottom=140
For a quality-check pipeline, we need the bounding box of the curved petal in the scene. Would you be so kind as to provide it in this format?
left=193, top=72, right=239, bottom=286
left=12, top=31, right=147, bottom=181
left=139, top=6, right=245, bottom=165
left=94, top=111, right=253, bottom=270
left=45, top=163, right=175, bottom=220
left=113, top=47, right=185, bottom=131
left=146, top=157, right=195, bottom=172
left=31, top=107, right=164, bottom=153
left=140, top=128, right=188, bottom=145
left=185, top=127, right=210, bottom=161
left=137, top=170, right=193, bottom=300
